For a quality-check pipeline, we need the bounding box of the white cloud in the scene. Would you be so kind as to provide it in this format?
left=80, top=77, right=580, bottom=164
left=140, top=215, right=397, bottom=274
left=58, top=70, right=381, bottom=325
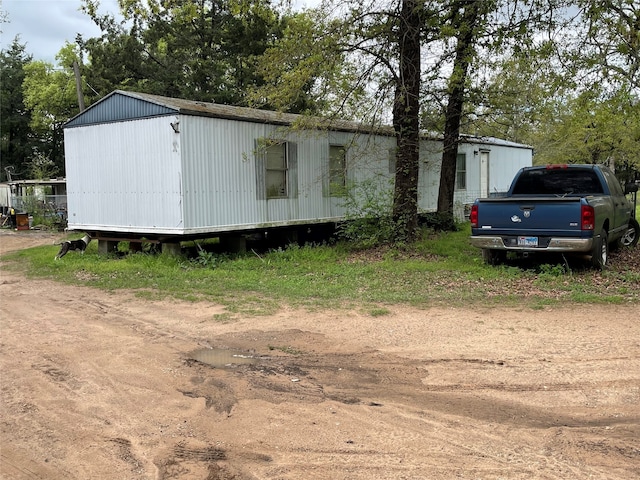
left=1, top=0, right=121, bottom=64
left=1, top=0, right=318, bottom=65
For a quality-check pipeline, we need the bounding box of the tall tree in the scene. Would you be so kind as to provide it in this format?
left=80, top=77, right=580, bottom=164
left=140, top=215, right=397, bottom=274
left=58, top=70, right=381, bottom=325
left=437, top=0, right=489, bottom=225
left=247, top=10, right=346, bottom=114
left=253, top=0, right=580, bottom=235
left=532, top=87, right=640, bottom=175
left=21, top=44, right=82, bottom=177
left=80, top=0, right=289, bottom=105
left=576, top=0, right=640, bottom=89
left=468, top=1, right=640, bottom=180
left=433, top=0, right=584, bottom=224
left=392, top=0, right=422, bottom=239
left=0, top=39, right=35, bottom=181
left=252, top=0, right=437, bottom=240
left=468, top=52, right=559, bottom=144
left=77, top=26, right=149, bottom=100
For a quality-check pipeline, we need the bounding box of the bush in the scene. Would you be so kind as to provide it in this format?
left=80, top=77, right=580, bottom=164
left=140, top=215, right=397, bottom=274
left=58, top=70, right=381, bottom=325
left=419, top=212, right=459, bottom=232
left=16, top=195, right=67, bottom=231
left=336, top=178, right=397, bottom=248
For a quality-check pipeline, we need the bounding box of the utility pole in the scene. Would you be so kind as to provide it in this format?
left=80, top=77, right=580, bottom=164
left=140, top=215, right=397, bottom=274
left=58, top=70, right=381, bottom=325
left=73, top=61, right=85, bottom=112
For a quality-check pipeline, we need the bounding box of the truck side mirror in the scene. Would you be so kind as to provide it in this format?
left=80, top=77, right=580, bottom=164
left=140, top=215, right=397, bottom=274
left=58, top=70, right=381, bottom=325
left=625, top=182, right=639, bottom=194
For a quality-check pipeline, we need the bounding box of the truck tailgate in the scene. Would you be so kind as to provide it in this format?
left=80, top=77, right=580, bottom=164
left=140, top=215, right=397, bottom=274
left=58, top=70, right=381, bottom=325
left=475, top=197, right=584, bottom=236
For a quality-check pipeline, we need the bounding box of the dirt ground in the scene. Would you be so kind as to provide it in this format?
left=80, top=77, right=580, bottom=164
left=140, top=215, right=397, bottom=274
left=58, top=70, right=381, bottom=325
left=1, top=230, right=639, bottom=479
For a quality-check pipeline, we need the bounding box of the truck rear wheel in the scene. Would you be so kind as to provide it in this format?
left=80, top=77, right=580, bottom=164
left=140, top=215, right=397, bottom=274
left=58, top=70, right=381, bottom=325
left=591, top=229, right=608, bottom=270
left=618, top=218, right=639, bottom=248
left=482, top=249, right=506, bottom=266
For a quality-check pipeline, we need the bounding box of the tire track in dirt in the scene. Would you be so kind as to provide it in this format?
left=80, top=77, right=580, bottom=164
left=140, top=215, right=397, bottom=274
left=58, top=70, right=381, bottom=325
left=2, top=231, right=640, bottom=479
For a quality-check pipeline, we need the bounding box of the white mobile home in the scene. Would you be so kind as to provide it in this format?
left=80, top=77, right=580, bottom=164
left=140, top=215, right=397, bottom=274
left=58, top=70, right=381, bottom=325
left=64, top=90, right=531, bottom=250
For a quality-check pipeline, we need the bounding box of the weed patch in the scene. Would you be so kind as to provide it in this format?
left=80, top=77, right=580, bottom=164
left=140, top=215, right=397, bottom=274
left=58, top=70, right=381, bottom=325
left=4, top=223, right=639, bottom=312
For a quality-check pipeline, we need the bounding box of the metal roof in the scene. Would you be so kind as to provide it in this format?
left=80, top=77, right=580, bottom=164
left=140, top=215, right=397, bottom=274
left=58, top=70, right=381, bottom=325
left=460, top=134, right=533, bottom=150
left=6, top=178, right=67, bottom=186
left=64, top=90, right=532, bottom=150
left=64, top=90, right=388, bottom=134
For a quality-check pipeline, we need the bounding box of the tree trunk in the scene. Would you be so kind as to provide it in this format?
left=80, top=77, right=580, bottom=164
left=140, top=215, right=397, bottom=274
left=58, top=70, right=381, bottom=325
left=437, top=0, right=482, bottom=227
left=392, top=0, right=422, bottom=242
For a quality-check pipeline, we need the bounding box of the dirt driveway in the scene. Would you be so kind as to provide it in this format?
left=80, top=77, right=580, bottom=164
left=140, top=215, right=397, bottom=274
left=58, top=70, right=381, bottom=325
left=1, top=231, right=639, bottom=479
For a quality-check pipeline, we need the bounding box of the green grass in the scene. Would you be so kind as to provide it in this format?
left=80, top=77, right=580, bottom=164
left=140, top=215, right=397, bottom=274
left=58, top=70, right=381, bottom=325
left=4, top=223, right=639, bottom=314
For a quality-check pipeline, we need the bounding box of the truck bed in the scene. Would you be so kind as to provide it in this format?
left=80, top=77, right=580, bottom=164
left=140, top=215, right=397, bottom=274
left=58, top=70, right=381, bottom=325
left=471, top=195, right=593, bottom=252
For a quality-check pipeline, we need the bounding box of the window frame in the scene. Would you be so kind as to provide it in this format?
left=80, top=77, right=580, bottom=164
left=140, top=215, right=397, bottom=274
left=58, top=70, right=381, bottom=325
left=255, top=139, right=297, bottom=200
left=455, top=153, right=467, bottom=190
left=265, top=141, right=288, bottom=199
left=328, top=144, right=347, bottom=197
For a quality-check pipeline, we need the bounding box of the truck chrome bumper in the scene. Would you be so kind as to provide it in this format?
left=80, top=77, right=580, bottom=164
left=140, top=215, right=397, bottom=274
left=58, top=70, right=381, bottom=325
left=470, top=236, right=593, bottom=252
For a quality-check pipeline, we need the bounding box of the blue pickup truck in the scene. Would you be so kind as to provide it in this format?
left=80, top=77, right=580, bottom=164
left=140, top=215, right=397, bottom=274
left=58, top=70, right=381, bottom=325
left=469, top=164, right=639, bottom=268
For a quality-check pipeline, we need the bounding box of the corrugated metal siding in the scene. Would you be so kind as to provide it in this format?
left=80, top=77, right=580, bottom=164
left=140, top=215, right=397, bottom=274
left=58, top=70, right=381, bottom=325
left=451, top=142, right=533, bottom=219
left=179, top=116, right=354, bottom=231
left=418, top=139, right=533, bottom=217
left=66, top=93, right=176, bottom=127
left=65, top=117, right=183, bottom=233
left=64, top=92, right=532, bottom=234
left=180, top=115, right=261, bottom=229
left=487, top=144, right=532, bottom=190
left=418, top=140, right=444, bottom=212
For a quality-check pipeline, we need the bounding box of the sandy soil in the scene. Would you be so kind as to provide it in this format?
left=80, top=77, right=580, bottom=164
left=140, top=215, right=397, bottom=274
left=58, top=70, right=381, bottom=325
left=1, top=230, right=639, bottom=479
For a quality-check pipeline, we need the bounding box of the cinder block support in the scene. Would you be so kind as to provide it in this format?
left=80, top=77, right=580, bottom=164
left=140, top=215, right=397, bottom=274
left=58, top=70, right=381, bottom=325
left=161, top=242, right=182, bottom=256
left=98, top=240, right=119, bottom=255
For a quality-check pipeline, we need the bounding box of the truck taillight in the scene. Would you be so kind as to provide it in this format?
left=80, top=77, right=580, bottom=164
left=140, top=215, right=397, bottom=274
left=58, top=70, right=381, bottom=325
left=470, top=204, right=478, bottom=228
left=581, top=205, right=595, bottom=230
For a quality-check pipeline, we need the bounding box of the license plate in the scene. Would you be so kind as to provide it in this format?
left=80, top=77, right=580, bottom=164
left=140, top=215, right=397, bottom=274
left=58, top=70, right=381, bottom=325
left=518, top=236, right=538, bottom=247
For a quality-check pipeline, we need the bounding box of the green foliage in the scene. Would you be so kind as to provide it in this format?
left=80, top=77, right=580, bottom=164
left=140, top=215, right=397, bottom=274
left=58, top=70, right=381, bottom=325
left=420, top=212, right=458, bottom=232
left=368, top=307, right=391, bottom=317
left=575, top=0, right=640, bottom=89
left=532, top=87, right=640, bottom=173
left=21, top=48, right=82, bottom=175
left=194, top=249, right=218, bottom=268
left=5, top=224, right=640, bottom=314
left=15, top=195, right=62, bottom=230
left=468, top=54, right=558, bottom=144
left=28, top=152, right=59, bottom=180
left=414, top=227, right=473, bottom=258
left=0, top=39, right=35, bottom=181
left=248, top=10, right=342, bottom=114
left=5, top=0, right=638, bottom=210
left=192, top=247, right=229, bottom=268
left=469, top=1, right=640, bottom=178
left=80, top=0, right=290, bottom=105
left=335, top=179, right=397, bottom=248
left=538, top=263, right=568, bottom=277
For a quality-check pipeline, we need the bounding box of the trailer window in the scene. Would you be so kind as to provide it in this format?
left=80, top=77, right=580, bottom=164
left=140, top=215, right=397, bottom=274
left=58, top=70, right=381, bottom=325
left=329, top=145, right=347, bottom=196
left=455, top=153, right=467, bottom=190
left=255, top=140, right=298, bottom=200
left=265, top=142, right=288, bottom=198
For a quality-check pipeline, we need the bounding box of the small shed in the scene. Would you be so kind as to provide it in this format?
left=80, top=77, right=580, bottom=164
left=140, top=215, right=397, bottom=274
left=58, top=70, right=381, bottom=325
left=63, top=90, right=532, bottom=250
left=1, top=178, right=67, bottom=222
